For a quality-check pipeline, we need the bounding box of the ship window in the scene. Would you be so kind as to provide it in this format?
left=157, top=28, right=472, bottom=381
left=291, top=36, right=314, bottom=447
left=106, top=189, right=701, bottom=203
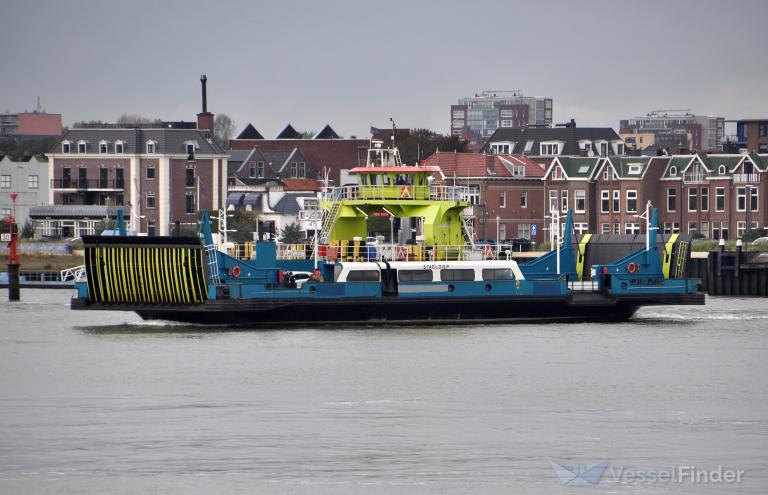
left=398, top=269, right=433, bottom=282
left=346, top=270, right=379, bottom=282
left=482, top=268, right=516, bottom=281
left=440, top=269, right=475, bottom=281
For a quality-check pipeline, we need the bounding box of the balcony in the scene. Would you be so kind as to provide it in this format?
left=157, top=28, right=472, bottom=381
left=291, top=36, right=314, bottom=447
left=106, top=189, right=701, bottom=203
left=51, top=179, right=125, bottom=190
left=682, top=173, right=709, bottom=185
left=733, top=173, right=761, bottom=183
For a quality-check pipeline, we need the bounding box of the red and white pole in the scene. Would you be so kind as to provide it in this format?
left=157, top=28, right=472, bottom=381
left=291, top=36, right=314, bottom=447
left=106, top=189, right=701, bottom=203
left=6, top=193, right=20, bottom=301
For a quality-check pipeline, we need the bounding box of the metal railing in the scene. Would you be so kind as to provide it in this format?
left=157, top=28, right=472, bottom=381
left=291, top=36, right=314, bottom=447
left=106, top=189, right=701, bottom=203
left=733, top=173, right=761, bottom=183
left=226, top=242, right=530, bottom=262
left=320, top=185, right=472, bottom=202
left=60, top=265, right=86, bottom=282
left=51, top=179, right=125, bottom=189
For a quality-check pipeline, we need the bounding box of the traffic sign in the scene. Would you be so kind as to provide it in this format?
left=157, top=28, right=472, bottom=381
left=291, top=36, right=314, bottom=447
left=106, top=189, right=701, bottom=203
left=531, top=224, right=538, bottom=236
left=1, top=233, right=11, bottom=242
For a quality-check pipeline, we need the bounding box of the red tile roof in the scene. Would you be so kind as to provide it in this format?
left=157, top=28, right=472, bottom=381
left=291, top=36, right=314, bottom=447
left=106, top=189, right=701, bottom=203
left=279, top=178, right=321, bottom=191
left=420, top=152, right=545, bottom=178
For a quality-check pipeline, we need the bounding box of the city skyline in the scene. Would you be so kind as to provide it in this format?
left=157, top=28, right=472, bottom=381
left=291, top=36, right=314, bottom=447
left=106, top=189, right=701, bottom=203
left=1, top=0, right=766, bottom=138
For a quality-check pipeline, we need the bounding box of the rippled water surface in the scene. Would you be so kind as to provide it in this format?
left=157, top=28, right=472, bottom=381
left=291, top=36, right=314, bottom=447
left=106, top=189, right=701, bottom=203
left=1, top=290, right=767, bottom=494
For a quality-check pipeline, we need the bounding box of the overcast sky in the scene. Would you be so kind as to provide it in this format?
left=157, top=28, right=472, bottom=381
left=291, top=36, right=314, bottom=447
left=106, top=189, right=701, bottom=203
left=2, top=0, right=766, bottom=138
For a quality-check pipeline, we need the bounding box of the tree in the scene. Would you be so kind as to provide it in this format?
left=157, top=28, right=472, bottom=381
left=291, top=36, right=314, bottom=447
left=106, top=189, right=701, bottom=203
left=281, top=222, right=304, bottom=243
left=389, top=129, right=468, bottom=164
left=21, top=220, right=35, bottom=239
left=116, top=114, right=162, bottom=125
left=214, top=114, right=236, bottom=144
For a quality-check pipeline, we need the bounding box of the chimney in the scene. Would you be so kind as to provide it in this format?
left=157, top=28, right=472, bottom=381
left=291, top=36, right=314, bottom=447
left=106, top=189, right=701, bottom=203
left=197, top=74, right=214, bottom=132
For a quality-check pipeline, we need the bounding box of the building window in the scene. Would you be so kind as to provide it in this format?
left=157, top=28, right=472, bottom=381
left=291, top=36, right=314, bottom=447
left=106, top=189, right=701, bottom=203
left=147, top=219, right=156, bottom=236
left=599, top=142, right=608, bottom=156
left=185, top=193, right=195, bottom=213
left=701, top=188, right=709, bottom=211
left=491, top=143, right=511, bottom=153
left=737, top=221, right=746, bottom=239
left=715, top=187, right=725, bottom=212
left=612, top=190, right=620, bottom=213
left=186, top=167, right=195, bottom=188
left=249, top=165, right=257, bottom=178
left=669, top=166, right=677, bottom=176
left=258, top=161, right=265, bottom=178
left=701, top=221, right=709, bottom=239
left=499, top=224, right=506, bottom=240
left=750, top=187, right=759, bottom=211
left=517, top=223, right=531, bottom=239
left=613, top=222, right=621, bottom=234
left=574, top=223, right=588, bottom=235
left=520, top=191, right=527, bottom=208
left=499, top=191, right=506, bottom=208
left=28, top=175, right=39, bottom=189
left=0, top=175, right=10, bottom=189
left=601, top=190, right=609, bottom=213
left=718, top=164, right=726, bottom=175
left=77, top=140, right=87, bottom=153
left=146, top=166, right=155, bottom=180
left=541, top=143, right=560, bottom=155
left=560, top=190, right=568, bottom=213
left=467, top=185, right=480, bottom=205
left=688, top=188, right=697, bottom=212
left=601, top=223, right=610, bottom=234
left=62, top=141, right=71, bottom=153
left=759, top=124, right=768, bottom=137
left=626, top=189, right=637, bottom=213
left=1, top=207, right=11, bottom=218
left=551, top=166, right=564, bottom=180
left=548, top=190, right=558, bottom=211
left=667, top=188, right=677, bottom=212
left=299, top=162, right=306, bottom=179
left=688, top=221, right=698, bottom=234
left=99, top=141, right=108, bottom=154
left=737, top=187, right=746, bottom=212
left=575, top=190, right=585, bottom=213
left=186, top=143, right=195, bottom=160
left=146, top=192, right=156, bottom=209
left=114, top=141, right=124, bottom=154
left=146, top=141, right=156, bottom=154
left=625, top=223, right=640, bottom=235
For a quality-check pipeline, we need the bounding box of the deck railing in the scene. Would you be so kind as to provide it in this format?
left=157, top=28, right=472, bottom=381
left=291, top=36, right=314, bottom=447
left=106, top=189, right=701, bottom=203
left=320, top=185, right=472, bottom=202
left=227, top=242, right=531, bottom=262
left=733, top=173, right=761, bottom=183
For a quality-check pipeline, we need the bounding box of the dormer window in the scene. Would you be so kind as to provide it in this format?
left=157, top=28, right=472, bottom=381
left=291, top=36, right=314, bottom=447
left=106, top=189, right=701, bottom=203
left=146, top=141, right=156, bottom=154
left=61, top=141, right=71, bottom=154
left=77, top=140, right=87, bottom=153
left=669, top=166, right=677, bottom=176
left=719, top=164, right=726, bottom=175
left=490, top=142, right=513, bottom=154
left=540, top=142, right=561, bottom=155
left=579, top=140, right=592, bottom=150
left=114, top=141, right=124, bottom=154
left=184, top=141, right=197, bottom=160
left=613, top=142, right=625, bottom=155
left=98, top=140, right=109, bottom=154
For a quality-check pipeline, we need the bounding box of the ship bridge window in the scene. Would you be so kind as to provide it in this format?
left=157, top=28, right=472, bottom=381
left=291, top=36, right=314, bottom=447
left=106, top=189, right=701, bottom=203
left=398, top=269, right=433, bottom=282
left=346, top=270, right=380, bottom=282
left=361, top=175, right=369, bottom=185
left=482, top=268, right=516, bottom=281
left=440, top=269, right=475, bottom=281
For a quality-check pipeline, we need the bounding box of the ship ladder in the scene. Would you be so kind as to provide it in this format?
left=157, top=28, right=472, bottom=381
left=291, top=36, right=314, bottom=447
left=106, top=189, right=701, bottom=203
left=319, top=188, right=344, bottom=243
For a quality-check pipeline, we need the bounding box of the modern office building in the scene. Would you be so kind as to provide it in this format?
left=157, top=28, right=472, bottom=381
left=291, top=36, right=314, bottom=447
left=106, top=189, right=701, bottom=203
left=620, top=110, right=725, bottom=153
left=450, top=91, right=553, bottom=151
left=0, top=111, right=62, bottom=140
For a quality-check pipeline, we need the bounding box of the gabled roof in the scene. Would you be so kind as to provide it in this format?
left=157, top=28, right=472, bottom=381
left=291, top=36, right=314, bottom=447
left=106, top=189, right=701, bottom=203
left=749, top=153, right=768, bottom=171
left=544, top=156, right=601, bottom=180
left=313, top=125, right=340, bottom=139
left=275, top=124, right=301, bottom=139
left=594, top=156, right=652, bottom=179
left=236, top=123, right=263, bottom=140
left=661, top=155, right=695, bottom=179
left=704, top=154, right=744, bottom=174
left=484, top=127, right=622, bottom=156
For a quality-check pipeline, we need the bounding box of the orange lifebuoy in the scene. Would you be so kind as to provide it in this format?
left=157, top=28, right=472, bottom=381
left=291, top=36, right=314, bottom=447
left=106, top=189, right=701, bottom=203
left=627, top=262, right=638, bottom=274
left=231, top=265, right=241, bottom=278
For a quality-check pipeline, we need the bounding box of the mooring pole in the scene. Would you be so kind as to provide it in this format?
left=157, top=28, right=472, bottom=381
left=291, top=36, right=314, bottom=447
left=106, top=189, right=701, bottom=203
left=6, top=213, right=20, bottom=301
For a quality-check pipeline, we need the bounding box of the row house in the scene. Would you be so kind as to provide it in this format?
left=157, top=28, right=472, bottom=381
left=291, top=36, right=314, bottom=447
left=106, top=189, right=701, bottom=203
left=657, top=153, right=768, bottom=239
left=542, top=157, right=602, bottom=237
left=44, top=125, right=228, bottom=236
left=421, top=151, right=546, bottom=243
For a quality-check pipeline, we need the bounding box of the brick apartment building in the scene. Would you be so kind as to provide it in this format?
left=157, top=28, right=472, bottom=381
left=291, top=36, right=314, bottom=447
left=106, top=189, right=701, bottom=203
left=421, top=151, right=546, bottom=243
left=44, top=118, right=228, bottom=237
left=734, top=119, right=768, bottom=153
left=657, top=153, right=768, bottom=239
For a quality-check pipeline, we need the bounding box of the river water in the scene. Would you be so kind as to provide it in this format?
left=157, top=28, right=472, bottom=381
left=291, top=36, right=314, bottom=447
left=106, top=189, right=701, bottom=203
left=1, top=289, right=766, bottom=494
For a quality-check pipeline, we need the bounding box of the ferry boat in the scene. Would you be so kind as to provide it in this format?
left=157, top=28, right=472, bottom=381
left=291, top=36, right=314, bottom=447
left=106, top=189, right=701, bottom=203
left=69, top=144, right=704, bottom=325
